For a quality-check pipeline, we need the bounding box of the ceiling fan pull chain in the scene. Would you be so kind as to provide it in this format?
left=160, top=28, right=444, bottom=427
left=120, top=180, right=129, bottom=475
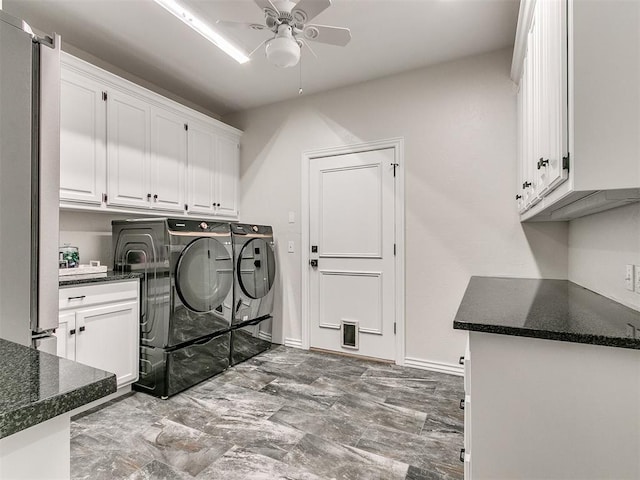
left=299, top=54, right=303, bottom=95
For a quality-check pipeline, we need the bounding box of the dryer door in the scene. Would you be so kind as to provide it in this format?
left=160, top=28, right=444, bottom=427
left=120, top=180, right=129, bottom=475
left=176, top=237, right=233, bottom=313
left=237, top=238, right=276, bottom=299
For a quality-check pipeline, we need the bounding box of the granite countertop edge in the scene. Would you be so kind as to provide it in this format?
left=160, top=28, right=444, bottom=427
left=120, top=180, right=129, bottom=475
left=0, top=374, right=116, bottom=439
left=59, top=272, right=143, bottom=287
left=453, top=320, right=640, bottom=350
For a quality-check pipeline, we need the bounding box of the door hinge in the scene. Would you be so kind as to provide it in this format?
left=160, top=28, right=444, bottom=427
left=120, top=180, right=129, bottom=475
left=391, top=162, right=399, bottom=177
left=184, top=123, right=188, bottom=131
left=393, top=322, right=396, bottom=334
left=393, top=243, right=396, bottom=256
left=562, top=153, right=570, bottom=171
left=102, top=192, right=107, bottom=203
left=102, top=91, right=107, bottom=101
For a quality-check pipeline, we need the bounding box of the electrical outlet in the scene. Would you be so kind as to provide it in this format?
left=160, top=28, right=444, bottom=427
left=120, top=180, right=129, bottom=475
left=635, top=265, right=640, bottom=294
left=625, top=264, right=635, bottom=291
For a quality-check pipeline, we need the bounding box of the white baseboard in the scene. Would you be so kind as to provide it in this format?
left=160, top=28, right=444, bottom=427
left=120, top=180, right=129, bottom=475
left=257, top=331, right=272, bottom=342
left=284, top=337, right=304, bottom=349
left=404, top=356, right=463, bottom=376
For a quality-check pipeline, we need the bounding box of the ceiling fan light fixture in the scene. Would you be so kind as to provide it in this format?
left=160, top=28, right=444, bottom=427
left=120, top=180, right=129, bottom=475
left=265, top=26, right=300, bottom=68
left=153, top=0, right=250, bottom=64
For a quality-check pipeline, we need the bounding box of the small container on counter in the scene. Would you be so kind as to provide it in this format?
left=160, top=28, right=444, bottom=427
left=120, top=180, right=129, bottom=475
left=59, top=245, right=79, bottom=268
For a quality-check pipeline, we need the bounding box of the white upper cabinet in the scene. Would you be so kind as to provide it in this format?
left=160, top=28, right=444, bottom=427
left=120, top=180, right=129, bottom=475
left=60, top=67, right=106, bottom=205
left=215, top=134, right=240, bottom=218
left=107, top=89, right=151, bottom=209
left=150, top=106, right=187, bottom=212
left=59, top=53, right=241, bottom=219
left=187, top=119, right=217, bottom=216
left=512, top=0, right=639, bottom=221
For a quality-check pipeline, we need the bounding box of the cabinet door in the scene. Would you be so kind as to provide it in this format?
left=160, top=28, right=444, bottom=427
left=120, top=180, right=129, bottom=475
left=187, top=120, right=217, bottom=215
left=56, top=311, right=76, bottom=361
left=150, top=106, right=187, bottom=212
left=75, top=300, right=139, bottom=387
left=542, top=0, right=569, bottom=191
left=215, top=135, right=239, bottom=218
left=60, top=68, right=106, bottom=205
left=107, top=89, right=151, bottom=209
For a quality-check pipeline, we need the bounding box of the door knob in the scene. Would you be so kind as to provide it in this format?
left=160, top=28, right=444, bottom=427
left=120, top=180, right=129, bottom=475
left=309, top=259, right=318, bottom=267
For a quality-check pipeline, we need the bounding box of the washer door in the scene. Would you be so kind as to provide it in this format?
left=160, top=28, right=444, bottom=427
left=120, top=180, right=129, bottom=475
left=176, top=237, right=232, bottom=312
left=237, top=238, right=276, bottom=299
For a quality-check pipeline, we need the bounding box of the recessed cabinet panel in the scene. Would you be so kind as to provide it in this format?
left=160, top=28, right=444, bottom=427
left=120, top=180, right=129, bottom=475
left=75, top=300, right=139, bottom=387
left=215, top=135, right=239, bottom=218
left=56, top=311, right=76, bottom=361
left=60, top=69, right=106, bottom=205
left=151, top=107, right=186, bottom=212
left=107, top=90, right=151, bottom=208
left=187, top=121, right=216, bottom=215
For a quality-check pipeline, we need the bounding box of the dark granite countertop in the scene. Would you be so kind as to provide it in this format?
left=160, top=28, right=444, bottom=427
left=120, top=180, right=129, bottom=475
left=0, top=338, right=116, bottom=438
left=453, top=276, right=640, bottom=349
left=59, top=271, right=142, bottom=287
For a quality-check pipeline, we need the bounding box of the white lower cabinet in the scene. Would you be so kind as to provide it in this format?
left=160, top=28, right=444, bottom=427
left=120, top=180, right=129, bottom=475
left=57, top=281, right=139, bottom=388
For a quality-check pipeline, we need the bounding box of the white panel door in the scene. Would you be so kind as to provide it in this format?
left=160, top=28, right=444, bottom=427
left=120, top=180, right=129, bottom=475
left=215, top=134, right=239, bottom=218
left=59, top=68, right=106, bottom=204
left=107, top=89, right=151, bottom=208
left=309, top=148, right=396, bottom=360
left=75, top=300, right=139, bottom=387
left=187, top=120, right=216, bottom=215
left=150, top=106, right=186, bottom=212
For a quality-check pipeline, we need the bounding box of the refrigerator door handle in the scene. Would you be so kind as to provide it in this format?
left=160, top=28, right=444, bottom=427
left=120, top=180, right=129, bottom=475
left=33, top=33, right=61, bottom=333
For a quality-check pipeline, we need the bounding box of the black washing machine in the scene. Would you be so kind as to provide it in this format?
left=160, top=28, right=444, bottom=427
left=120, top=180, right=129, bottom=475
left=230, top=223, right=276, bottom=364
left=113, top=218, right=233, bottom=397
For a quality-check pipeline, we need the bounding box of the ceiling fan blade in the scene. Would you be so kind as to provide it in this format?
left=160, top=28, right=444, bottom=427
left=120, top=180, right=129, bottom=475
left=292, top=0, right=331, bottom=23
left=254, top=0, right=279, bottom=16
left=216, top=20, right=268, bottom=31
left=303, top=24, right=351, bottom=46
left=248, top=38, right=270, bottom=57
left=299, top=38, right=318, bottom=58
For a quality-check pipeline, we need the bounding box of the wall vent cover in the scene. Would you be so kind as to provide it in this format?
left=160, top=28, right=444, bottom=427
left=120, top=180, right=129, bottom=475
left=341, top=320, right=359, bottom=350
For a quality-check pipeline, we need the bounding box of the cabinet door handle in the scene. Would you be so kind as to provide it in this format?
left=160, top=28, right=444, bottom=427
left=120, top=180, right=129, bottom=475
left=515, top=194, right=522, bottom=200
left=459, top=356, right=465, bottom=365
left=459, top=399, right=465, bottom=410
left=69, top=328, right=76, bottom=335
left=153, top=194, right=158, bottom=201
left=68, top=295, right=86, bottom=301
left=217, top=203, right=221, bottom=207
left=522, top=181, right=532, bottom=189
left=147, top=193, right=152, bottom=200
left=460, top=448, right=465, bottom=462
left=79, top=326, right=86, bottom=333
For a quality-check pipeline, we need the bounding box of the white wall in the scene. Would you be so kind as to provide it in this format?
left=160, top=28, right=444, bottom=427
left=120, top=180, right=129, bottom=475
left=59, top=211, right=137, bottom=269
left=569, top=203, right=640, bottom=310
left=224, top=49, right=569, bottom=368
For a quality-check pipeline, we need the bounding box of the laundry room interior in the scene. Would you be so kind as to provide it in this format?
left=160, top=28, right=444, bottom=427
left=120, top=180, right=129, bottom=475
left=1, top=1, right=639, bottom=479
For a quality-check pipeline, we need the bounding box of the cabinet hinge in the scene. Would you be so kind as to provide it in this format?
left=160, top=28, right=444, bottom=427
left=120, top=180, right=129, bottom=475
left=393, top=243, right=396, bottom=256
left=102, top=91, right=107, bottom=101
left=102, top=193, right=107, bottom=203
left=184, top=123, right=188, bottom=131
left=393, top=322, right=397, bottom=335
left=562, top=153, right=570, bottom=171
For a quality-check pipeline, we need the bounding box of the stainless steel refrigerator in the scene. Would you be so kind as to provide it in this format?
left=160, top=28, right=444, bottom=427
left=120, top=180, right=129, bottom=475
left=0, top=10, right=60, bottom=352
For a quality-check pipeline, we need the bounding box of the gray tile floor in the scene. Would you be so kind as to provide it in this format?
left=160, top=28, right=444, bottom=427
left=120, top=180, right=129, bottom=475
left=71, top=346, right=464, bottom=480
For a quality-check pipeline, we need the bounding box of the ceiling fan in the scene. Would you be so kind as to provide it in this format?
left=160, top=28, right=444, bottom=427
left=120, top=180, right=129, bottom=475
left=218, top=0, right=352, bottom=68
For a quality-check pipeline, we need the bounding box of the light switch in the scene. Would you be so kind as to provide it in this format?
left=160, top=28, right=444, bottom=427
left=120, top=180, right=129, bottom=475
left=625, top=264, right=635, bottom=291
left=287, top=241, right=294, bottom=253
left=288, top=211, right=295, bottom=224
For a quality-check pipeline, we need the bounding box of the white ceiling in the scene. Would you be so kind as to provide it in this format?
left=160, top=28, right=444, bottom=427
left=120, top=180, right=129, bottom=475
left=4, top=0, right=519, bottom=116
